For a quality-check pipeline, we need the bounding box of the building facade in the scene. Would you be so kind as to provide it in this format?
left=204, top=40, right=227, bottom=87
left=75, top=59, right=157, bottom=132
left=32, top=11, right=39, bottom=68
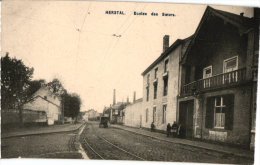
left=22, top=85, right=62, bottom=125
left=177, top=7, right=259, bottom=148
left=141, top=35, right=192, bottom=131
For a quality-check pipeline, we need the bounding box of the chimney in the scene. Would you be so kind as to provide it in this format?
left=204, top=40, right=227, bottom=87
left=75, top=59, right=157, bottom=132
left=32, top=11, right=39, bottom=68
left=113, top=89, right=116, bottom=105
left=133, top=91, right=136, bottom=103
left=163, top=35, right=169, bottom=52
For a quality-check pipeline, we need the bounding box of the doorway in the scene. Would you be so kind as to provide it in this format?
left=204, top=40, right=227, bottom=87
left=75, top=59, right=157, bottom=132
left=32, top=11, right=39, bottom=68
left=179, top=100, right=194, bottom=138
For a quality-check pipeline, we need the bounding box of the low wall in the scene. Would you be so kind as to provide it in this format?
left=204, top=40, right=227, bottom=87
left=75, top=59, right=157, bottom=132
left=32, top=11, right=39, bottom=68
left=2, top=109, right=47, bottom=126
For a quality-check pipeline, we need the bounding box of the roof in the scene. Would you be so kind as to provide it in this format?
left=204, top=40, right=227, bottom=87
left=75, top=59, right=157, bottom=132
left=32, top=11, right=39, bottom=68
left=22, top=95, right=60, bottom=108
left=142, top=35, right=193, bottom=76
left=180, top=6, right=255, bottom=64
left=141, top=39, right=182, bottom=76
left=135, top=98, right=143, bottom=103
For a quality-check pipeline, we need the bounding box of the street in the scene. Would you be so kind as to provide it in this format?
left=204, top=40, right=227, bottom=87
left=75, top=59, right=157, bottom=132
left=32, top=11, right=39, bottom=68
left=80, top=122, right=253, bottom=163
left=1, top=122, right=253, bottom=164
left=1, top=131, right=82, bottom=159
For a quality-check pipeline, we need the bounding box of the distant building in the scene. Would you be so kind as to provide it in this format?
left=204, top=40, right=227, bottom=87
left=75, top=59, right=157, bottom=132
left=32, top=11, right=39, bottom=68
left=103, top=89, right=130, bottom=124
left=85, top=109, right=100, bottom=121
left=22, top=85, right=62, bottom=125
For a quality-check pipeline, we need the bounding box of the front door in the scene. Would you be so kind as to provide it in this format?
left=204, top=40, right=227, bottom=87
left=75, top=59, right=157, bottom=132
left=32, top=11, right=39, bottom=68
left=179, top=100, right=194, bottom=138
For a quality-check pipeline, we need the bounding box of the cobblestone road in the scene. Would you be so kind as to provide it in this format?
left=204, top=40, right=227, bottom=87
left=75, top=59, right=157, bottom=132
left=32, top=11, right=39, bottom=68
left=1, top=131, right=82, bottom=158
left=81, top=122, right=253, bottom=164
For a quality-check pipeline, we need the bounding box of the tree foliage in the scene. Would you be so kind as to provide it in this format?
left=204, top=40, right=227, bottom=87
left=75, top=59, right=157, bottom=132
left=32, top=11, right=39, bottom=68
left=26, top=79, right=46, bottom=97
left=63, top=93, right=81, bottom=118
left=1, top=53, right=34, bottom=109
left=47, top=78, right=65, bottom=96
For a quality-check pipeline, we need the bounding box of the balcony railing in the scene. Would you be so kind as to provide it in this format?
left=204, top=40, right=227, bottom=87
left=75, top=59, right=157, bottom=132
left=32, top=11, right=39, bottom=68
left=181, top=68, right=247, bottom=96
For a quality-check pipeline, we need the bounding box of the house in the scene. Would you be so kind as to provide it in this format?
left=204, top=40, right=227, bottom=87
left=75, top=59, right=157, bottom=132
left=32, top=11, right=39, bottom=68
left=177, top=7, right=259, bottom=149
left=103, top=89, right=130, bottom=124
left=103, top=102, right=128, bottom=124
left=141, top=35, right=192, bottom=131
left=22, top=85, right=62, bottom=125
left=85, top=109, right=100, bottom=121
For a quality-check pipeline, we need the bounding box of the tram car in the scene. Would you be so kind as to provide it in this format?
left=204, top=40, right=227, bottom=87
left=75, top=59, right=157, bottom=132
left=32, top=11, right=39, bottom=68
left=99, top=116, right=109, bottom=128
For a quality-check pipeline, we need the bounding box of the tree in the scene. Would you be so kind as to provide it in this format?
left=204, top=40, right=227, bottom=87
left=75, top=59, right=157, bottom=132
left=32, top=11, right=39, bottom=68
left=63, top=93, right=81, bottom=119
left=47, top=78, right=65, bottom=96
left=26, top=79, right=46, bottom=97
left=1, top=53, right=34, bottom=109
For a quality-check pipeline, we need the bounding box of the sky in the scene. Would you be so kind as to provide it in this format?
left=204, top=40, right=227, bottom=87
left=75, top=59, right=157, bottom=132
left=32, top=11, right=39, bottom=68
left=1, top=0, right=254, bottom=112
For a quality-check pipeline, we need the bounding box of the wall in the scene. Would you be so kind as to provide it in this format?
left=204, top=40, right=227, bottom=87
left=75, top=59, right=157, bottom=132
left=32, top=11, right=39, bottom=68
left=142, top=45, right=181, bottom=131
left=23, top=96, right=60, bottom=125
left=2, top=109, right=47, bottom=125
left=124, top=100, right=143, bottom=128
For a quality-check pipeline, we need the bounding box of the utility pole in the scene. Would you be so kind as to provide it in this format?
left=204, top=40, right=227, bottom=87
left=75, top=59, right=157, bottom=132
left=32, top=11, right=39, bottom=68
left=62, top=95, right=65, bottom=124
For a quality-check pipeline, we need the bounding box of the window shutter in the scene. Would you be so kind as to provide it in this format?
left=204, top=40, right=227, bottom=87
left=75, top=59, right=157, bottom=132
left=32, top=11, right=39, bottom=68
left=224, top=94, right=234, bottom=130
left=205, top=97, right=214, bottom=129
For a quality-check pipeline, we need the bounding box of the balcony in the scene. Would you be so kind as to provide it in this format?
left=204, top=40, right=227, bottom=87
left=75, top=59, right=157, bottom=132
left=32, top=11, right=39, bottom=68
left=181, top=68, right=247, bottom=96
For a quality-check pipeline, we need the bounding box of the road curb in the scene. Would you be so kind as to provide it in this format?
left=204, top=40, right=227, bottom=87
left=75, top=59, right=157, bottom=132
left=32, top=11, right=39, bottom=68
left=112, top=125, right=254, bottom=160
left=1, top=123, right=85, bottom=139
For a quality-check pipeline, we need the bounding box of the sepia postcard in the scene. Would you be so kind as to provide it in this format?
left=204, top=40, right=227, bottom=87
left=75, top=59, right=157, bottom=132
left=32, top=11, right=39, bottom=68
left=1, top=0, right=259, bottom=165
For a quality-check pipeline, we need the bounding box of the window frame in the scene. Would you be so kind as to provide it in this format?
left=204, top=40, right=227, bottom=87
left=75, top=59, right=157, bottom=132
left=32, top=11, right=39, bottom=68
left=214, top=96, right=226, bottom=129
left=153, top=106, right=156, bottom=123
left=146, top=108, right=149, bottom=123
left=146, top=86, right=149, bottom=102
left=163, top=77, right=168, bottom=96
left=153, top=82, right=157, bottom=99
left=164, top=58, right=169, bottom=73
left=162, top=104, right=167, bottom=124
left=154, top=68, right=158, bottom=79
left=223, top=56, right=238, bottom=73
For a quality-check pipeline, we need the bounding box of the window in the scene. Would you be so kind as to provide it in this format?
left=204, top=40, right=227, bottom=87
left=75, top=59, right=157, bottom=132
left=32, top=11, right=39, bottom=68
left=164, top=59, right=169, bottom=73
left=224, top=56, right=238, bottom=73
left=203, top=66, right=212, bottom=88
left=214, top=97, right=225, bottom=128
left=154, top=68, right=158, bottom=79
left=153, top=107, right=156, bottom=123
left=162, top=104, right=167, bottom=124
left=205, top=94, right=234, bottom=130
left=223, top=56, right=238, bottom=83
left=146, top=109, right=149, bottom=123
left=147, top=74, right=150, bottom=84
left=153, top=83, right=157, bottom=99
left=146, top=86, right=149, bottom=101
left=163, top=77, right=168, bottom=96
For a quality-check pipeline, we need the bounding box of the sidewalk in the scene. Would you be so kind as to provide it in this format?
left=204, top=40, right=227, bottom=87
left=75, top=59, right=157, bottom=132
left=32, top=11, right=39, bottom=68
left=2, top=123, right=84, bottom=139
left=111, top=124, right=254, bottom=160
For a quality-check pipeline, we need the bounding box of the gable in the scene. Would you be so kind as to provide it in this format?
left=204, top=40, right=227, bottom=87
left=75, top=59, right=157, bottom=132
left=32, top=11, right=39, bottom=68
left=180, top=6, right=254, bottom=64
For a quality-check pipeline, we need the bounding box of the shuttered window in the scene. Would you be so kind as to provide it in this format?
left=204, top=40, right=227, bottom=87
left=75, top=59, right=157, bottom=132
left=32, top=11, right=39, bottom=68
left=205, top=94, right=234, bottom=130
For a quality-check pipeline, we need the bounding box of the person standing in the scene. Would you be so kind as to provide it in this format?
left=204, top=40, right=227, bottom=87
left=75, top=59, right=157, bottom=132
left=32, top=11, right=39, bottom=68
left=166, top=123, right=171, bottom=137
left=171, top=121, right=178, bottom=137
left=151, top=122, right=155, bottom=132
